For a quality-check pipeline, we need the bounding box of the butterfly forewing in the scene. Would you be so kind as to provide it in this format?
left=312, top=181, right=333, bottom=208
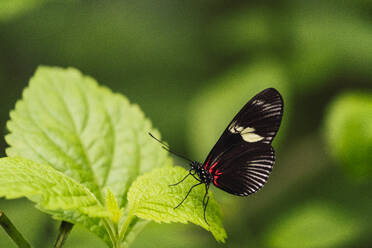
left=232, top=87, right=283, bottom=144
left=204, top=88, right=283, bottom=172
left=209, top=143, right=275, bottom=196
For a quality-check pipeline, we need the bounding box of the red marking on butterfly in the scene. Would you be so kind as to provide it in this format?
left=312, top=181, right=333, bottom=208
left=213, top=169, right=223, bottom=186
left=203, top=159, right=210, bottom=170
left=208, top=161, right=219, bottom=174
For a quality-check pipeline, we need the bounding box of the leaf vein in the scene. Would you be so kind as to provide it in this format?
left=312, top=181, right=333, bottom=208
left=48, top=73, right=103, bottom=202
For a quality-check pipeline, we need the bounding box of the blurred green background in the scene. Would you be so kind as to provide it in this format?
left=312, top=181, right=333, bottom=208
left=0, top=0, right=372, bottom=247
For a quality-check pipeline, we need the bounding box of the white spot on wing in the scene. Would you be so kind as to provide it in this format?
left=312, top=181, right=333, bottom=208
left=228, top=121, right=239, bottom=133
left=228, top=122, right=264, bottom=142
left=235, top=125, right=244, bottom=132
left=241, top=127, right=255, bottom=133
left=241, top=132, right=264, bottom=142
left=253, top=99, right=265, bottom=105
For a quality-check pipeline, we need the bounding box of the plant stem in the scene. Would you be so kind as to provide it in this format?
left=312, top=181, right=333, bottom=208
left=54, top=221, right=74, bottom=248
left=0, top=210, right=31, bottom=248
left=118, top=212, right=135, bottom=242
left=102, top=218, right=117, bottom=246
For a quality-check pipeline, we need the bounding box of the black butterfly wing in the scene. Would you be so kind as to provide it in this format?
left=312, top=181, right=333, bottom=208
left=209, top=142, right=275, bottom=196
left=230, top=87, right=283, bottom=144
left=203, top=88, right=283, bottom=171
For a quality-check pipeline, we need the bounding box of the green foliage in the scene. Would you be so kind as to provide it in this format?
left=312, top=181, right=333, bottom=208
left=6, top=66, right=171, bottom=206
left=0, top=199, right=53, bottom=247
left=0, top=157, right=107, bottom=217
left=127, top=166, right=227, bottom=243
left=324, top=92, right=372, bottom=181
left=3, top=66, right=171, bottom=246
left=0, top=157, right=110, bottom=246
left=1, top=66, right=226, bottom=247
left=1, top=1, right=372, bottom=247
left=105, top=188, right=124, bottom=224
left=266, top=201, right=363, bottom=248
left=187, top=60, right=290, bottom=159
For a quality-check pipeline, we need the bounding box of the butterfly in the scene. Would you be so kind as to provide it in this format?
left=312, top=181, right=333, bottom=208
left=150, top=88, right=283, bottom=225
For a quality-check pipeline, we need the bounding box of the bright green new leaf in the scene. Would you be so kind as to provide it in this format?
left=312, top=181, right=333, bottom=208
left=5, top=66, right=171, bottom=246
left=106, top=188, right=123, bottom=224
left=0, top=157, right=107, bottom=218
left=127, top=166, right=227, bottom=243
left=324, top=92, right=372, bottom=181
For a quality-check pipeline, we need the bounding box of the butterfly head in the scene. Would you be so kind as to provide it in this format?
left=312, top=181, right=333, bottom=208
left=190, top=161, right=212, bottom=184
left=190, top=161, right=201, bottom=169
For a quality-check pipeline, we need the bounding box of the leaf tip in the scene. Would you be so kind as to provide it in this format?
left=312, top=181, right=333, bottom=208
left=105, top=188, right=124, bottom=224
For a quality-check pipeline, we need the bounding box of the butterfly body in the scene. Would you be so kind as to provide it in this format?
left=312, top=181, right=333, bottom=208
left=192, top=162, right=212, bottom=184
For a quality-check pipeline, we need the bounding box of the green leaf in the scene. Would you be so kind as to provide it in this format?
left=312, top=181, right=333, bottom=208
left=5, top=66, right=171, bottom=246
left=127, top=166, right=227, bottom=243
left=0, top=157, right=107, bottom=218
left=105, top=188, right=123, bottom=224
left=324, top=92, right=372, bottom=181
left=266, top=201, right=363, bottom=248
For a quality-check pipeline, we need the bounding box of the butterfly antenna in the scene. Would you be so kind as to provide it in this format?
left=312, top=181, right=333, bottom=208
left=148, top=132, right=193, bottom=163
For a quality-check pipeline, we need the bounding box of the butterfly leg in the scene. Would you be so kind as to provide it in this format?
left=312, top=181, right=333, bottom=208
left=174, top=182, right=203, bottom=209
left=202, top=184, right=210, bottom=225
left=190, top=171, right=201, bottom=182
left=169, top=171, right=191, bottom=186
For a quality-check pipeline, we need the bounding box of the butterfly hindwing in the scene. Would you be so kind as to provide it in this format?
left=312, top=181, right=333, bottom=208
left=210, top=143, right=275, bottom=196
left=204, top=88, right=283, bottom=172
